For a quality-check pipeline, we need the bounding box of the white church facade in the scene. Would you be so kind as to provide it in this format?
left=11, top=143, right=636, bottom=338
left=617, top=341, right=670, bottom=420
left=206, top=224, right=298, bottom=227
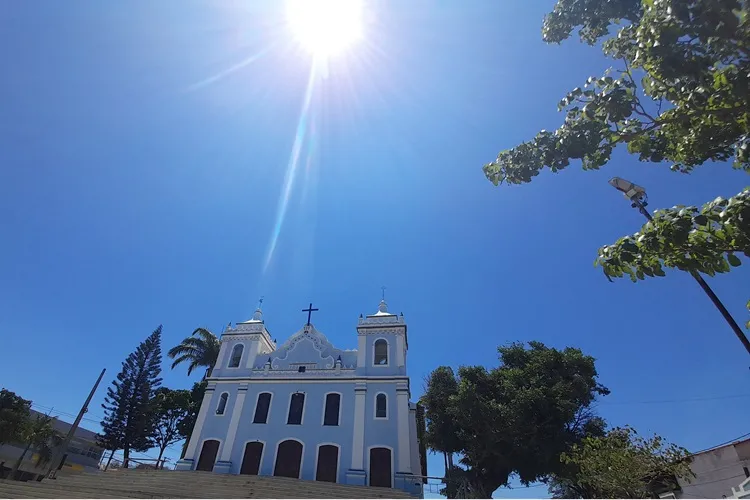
left=175, top=300, right=425, bottom=497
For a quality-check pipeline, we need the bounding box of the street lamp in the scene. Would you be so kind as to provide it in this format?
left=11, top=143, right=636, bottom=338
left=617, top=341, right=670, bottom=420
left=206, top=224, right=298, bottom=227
left=608, top=177, right=750, bottom=356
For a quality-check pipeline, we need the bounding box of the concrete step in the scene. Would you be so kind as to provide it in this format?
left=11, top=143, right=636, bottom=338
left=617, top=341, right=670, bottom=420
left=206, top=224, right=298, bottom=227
left=46, top=478, right=379, bottom=499
left=55, top=473, right=404, bottom=497
left=0, top=481, right=123, bottom=499
left=95, top=470, right=408, bottom=496
left=14, top=469, right=417, bottom=499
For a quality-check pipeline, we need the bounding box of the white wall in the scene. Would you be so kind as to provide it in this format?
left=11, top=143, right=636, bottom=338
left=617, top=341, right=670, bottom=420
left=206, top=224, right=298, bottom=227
left=675, top=440, right=750, bottom=499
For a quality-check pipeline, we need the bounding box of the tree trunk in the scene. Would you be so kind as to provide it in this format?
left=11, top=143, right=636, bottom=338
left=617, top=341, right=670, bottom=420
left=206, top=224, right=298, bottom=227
left=123, top=445, right=130, bottom=469
left=11, top=443, right=32, bottom=479
left=180, top=439, right=188, bottom=459
left=104, top=450, right=115, bottom=471
left=156, top=446, right=166, bottom=469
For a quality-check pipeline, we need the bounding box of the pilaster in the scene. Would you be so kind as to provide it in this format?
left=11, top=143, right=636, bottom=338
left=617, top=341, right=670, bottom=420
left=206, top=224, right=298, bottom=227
left=350, top=382, right=367, bottom=470
left=397, top=384, right=411, bottom=473
left=178, top=386, right=215, bottom=467
left=219, top=384, right=248, bottom=465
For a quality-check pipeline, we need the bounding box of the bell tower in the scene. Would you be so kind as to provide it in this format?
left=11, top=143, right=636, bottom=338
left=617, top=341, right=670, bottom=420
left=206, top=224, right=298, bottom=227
left=355, top=298, right=407, bottom=376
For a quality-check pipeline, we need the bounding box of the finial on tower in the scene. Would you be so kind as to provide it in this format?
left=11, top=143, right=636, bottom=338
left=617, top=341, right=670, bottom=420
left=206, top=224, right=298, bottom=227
left=251, top=296, right=264, bottom=322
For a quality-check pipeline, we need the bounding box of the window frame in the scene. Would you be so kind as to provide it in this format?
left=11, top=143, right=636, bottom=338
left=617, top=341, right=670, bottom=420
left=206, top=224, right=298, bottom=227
left=227, top=343, right=244, bottom=368
left=373, top=338, right=389, bottom=367
left=322, top=392, right=342, bottom=426
left=286, top=392, right=306, bottom=425
left=253, top=392, right=273, bottom=424
left=215, top=392, right=229, bottom=416
left=374, top=392, right=388, bottom=420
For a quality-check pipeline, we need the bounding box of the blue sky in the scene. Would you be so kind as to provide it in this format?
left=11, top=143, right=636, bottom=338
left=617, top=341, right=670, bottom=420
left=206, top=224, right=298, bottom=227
left=1, top=1, right=749, bottom=497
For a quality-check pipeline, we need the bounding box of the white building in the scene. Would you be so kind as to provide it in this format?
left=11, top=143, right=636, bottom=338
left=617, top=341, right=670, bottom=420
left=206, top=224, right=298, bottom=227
left=175, top=300, right=426, bottom=497
left=660, top=437, right=750, bottom=499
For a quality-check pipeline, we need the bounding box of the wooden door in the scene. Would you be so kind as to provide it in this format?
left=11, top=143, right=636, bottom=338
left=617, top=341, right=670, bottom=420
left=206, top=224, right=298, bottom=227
left=195, top=440, right=220, bottom=472
left=315, top=445, right=338, bottom=483
left=274, top=440, right=303, bottom=478
left=240, top=442, right=264, bottom=475
left=369, top=447, right=392, bottom=488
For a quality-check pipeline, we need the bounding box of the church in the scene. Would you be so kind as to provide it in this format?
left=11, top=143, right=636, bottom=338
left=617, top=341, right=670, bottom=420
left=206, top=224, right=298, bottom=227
left=175, top=299, right=426, bottom=497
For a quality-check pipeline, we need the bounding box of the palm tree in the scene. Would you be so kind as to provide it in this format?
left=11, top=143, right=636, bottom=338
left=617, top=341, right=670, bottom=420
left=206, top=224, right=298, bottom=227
left=167, top=328, right=221, bottom=379
left=10, top=414, right=62, bottom=479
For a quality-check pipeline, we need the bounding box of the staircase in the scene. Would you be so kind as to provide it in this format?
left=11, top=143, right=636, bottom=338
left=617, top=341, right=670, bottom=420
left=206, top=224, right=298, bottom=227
left=0, top=469, right=415, bottom=498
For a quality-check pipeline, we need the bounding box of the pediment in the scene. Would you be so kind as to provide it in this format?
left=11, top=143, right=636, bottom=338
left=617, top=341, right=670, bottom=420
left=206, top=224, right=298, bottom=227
left=265, top=324, right=357, bottom=370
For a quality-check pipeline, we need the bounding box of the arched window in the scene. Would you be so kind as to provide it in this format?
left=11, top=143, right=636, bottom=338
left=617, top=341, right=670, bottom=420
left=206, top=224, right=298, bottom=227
left=228, top=344, right=244, bottom=368
left=287, top=393, right=305, bottom=425
left=216, top=392, right=229, bottom=415
left=375, top=393, right=387, bottom=419
left=323, top=393, right=341, bottom=426
left=253, top=393, right=272, bottom=424
left=374, top=339, right=388, bottom=365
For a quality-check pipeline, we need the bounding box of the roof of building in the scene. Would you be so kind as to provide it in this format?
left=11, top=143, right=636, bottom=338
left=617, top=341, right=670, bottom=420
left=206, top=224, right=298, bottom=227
left=29, top=409, right=99, bottom=443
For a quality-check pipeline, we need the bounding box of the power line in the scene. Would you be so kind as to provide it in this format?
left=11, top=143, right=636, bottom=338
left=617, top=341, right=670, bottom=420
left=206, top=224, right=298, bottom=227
left=600, top=393, right=750, bottom=405
left=31, top=403, right=102, bottom=426
left=690, top=432, right=750, bottom=456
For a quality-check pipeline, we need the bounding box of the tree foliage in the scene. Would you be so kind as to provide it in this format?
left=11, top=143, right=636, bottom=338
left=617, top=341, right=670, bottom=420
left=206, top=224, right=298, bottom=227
left=0, top=388, right=31, bottom=446
left=176, top=381, right=207, bottom=459
left=167, top=327, right=221, bottom=378
left=10, top=414, right=62, bottom=479
left=422, top=342, right=609, bottom=498
left=99, top=325, right=163, bottom=468
left=484, top=0, right=750, bottom=185
left=151, top=387, right=191, bottom=466
left=597, top=188, right=750, bottom=281
left=482, top=0, right=750, bottom=330
left=551, top=426, right=694, bottom=498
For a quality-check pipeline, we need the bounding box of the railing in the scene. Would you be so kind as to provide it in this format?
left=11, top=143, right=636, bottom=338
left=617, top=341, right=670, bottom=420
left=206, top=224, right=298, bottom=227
left=395, top=474, right=473, bottom=498
left=102, top=457, right=170, bottom=471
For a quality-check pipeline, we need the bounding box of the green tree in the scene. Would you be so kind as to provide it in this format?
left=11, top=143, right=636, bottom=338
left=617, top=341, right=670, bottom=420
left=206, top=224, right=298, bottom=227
left=482, top=0, right=750, bottom=328
left=422, top=342, right=609, bottom=498
left=10, top=414, right=62, bottom=479
left=151, top=387, right=191, bottom=467
left=176, top=381, right=207, bottom=458
left=0, top=389, right=31, bottom=446
left=552, top=426, right=694, bottom=498
left=100, top=325, right=163, bottom=469
left=167, top=328, right=221, bottom=378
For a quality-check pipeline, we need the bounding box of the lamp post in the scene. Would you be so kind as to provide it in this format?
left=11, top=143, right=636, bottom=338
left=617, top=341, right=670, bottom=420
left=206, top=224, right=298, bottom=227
left=608, top=177, right=750, bottom=356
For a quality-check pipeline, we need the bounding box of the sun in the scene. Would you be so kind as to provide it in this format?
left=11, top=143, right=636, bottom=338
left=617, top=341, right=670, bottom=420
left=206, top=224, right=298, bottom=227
left=285, top=0, right=364, bottom=58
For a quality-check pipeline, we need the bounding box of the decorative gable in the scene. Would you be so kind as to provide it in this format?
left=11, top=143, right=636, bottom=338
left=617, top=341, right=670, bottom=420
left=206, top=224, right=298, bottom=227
left=253, top=324, right=357, bottom=372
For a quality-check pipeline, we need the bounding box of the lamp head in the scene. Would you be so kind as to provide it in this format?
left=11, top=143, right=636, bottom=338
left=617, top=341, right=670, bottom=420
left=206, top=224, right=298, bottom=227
left=609, top=177, right=648, bottom=205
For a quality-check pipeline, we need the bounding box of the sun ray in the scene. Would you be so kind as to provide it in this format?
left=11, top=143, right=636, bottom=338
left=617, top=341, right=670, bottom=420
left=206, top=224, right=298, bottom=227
left=185, top=47, right=273, bottom=92
left=262, top=60, right=320, bottom=273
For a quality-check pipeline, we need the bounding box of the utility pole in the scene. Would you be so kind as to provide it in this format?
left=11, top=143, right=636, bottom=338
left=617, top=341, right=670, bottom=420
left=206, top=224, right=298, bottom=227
left=608, top=177, right=750, bottom=356
left=45, top=368, right=106, bottom=479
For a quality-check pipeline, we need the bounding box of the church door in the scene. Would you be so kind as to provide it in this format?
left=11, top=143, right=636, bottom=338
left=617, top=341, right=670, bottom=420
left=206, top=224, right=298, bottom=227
left=240, top=442, right=264, bottom=475
left=315, top=445, right=338, bottom=483
left=369, top=447, right=392, bottom=488
left=274, top=440, right=303, bottom=478
left=196, top=440, right=220, bottom=472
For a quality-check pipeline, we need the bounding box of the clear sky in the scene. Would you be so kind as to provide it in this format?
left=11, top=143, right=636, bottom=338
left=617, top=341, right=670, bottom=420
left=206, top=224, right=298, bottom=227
left=1, top=1, right=748, bottom=498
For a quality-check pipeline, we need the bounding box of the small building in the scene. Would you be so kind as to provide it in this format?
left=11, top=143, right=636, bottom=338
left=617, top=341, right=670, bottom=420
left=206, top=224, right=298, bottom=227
left=176, top=299, right=426, bottom=497
left=0, top=410, right=104, bottom=480
left=659, top=437, right=750, bottom=499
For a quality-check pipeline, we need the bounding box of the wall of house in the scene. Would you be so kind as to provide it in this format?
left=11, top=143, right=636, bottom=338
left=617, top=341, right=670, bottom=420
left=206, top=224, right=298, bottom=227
left=672, top=441, right=750, bottom=499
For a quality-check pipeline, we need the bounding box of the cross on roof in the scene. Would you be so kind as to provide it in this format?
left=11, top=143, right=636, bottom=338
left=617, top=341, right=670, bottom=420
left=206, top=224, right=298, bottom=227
left=302, top=303, right=319, bottom=326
